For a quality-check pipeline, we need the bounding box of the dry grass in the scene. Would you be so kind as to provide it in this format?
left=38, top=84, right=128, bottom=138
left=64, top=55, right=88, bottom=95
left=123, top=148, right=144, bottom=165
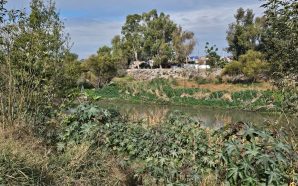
left=0, top=125, right=52, bottom=185
left=175, top=80, right=273, bottom=93
left=0, top=125, right=49, bottom=157
left=0, top=125, right=131, bottom=185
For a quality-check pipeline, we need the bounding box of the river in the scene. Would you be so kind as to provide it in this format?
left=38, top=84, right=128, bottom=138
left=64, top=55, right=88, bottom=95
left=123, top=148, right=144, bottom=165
left=97, top=100, right=297, bottom=134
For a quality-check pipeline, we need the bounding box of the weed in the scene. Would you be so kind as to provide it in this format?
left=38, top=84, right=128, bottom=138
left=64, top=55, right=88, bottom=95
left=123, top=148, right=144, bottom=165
left=86, top=78, right=283, bottom=112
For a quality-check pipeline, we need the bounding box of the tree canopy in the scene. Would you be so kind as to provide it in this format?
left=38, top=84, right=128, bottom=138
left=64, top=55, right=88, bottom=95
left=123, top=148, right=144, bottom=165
left=226, top=8, right=265, bottom=60
left=118, top=9, right=196, bottom=67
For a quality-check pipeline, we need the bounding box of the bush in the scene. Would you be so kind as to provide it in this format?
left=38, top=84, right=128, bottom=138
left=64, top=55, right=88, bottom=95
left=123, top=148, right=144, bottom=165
left=218, top=122, right=298, bottom=185
left=223, top=50, right=268, bottom=81
left=223, top=60, right=242, bottom=76
left=57, top=104, right=297, bottom=185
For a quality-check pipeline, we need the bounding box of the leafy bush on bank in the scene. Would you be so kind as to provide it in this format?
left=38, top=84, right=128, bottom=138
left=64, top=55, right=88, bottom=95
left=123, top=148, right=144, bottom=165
left=1, top=104, right=297, bottom=185
left=57, top=104, right=297, bottom=185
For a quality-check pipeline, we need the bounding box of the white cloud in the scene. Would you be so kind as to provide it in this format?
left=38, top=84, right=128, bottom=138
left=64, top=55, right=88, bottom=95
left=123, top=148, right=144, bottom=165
left=169, top=3, right=263, bottom=56
left=6, top=0, right=264, bottom=58
left=65, top=19, right=124, bottom=59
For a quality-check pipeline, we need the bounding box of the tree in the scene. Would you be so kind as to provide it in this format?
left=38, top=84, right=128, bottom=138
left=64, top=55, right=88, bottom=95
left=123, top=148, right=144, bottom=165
left=226, top=8, right=265, bottom=60
left=82, top=46, right=117, bottom=88
left=119, top=9, right=195, bottom=67
left=172, top=26, right=196, bottom=64
left=61, top=52, right=82, bottom=90
left=111, top=35, right=127, bottom=68
left=97, top=45, right=112, bottom=55
left=204, top=42, right=221, bottom=68
left=261, top=0, right=298, bottom=79
left=142, top=10, right=177, bottom=67
left=121, top=14, right=143, bottom=62
left=239, top=50, right=268, bottom=80
left=261, top=0, right=298, bottom=114
left=0, top=0, right=69, bottom=126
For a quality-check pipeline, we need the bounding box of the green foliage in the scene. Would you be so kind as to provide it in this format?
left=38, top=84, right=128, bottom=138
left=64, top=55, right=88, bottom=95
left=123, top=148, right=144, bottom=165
left=219, top=122, right=298, bottom=185
left=223, top=60, right=242, bottom=76
left=58, top=104, right=120, bottom=150
left=223, top=50, right=268, bottom=80
left=82, top=46, right=118, bottom=88
left=59, top=52, right=82, bottom=93
left=0, top=0, right=70, bottom=126
left=86, top=78, right=283, bottom=112
left=204, top=42, right=221, bottom=68
left=261, top=0, right=298, bottom=78
left=119, top=9, right=195, bottom=66
left=57, top=104, right=297, bottom=185
left=240, top=50, right=268, bottom=79
left=261, top=0, right=298, bottom=114
left=226, top=8, right=265, bottom=59
left=59, top=105, right=218, bottom=184
left=111, top=35, right=127, bottom=68
left=172, top=26, right=196, bottom=64
left=209, top=91, right=225, bottom=99
left=232, top=90, right=258, bottom=101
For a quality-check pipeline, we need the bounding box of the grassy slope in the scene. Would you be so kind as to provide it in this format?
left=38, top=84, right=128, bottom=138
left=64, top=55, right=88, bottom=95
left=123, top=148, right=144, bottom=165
left=85, top=77, right=283, bottom=112
left=0, top=125, right=132, bottom=185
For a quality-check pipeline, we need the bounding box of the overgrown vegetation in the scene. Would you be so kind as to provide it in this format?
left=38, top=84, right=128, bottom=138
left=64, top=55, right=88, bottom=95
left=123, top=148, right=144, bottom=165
left=223, top=50, right=268, bottom=81
left=0, top=0, right=297, bottom=185
left=86, top=78, right=283, bottom=112
left=225, top=1, right=298, bottom=114
left=0, top=0, right=78, bottom=128
left=3, top=105, right=296, bottom=185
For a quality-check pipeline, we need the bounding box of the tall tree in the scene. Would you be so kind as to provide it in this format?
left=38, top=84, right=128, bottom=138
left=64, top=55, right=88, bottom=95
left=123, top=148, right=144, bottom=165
left=172, top=26, right=196, bottom=64
left=261, top=0, right=298, bottom=79
left=121, top=14, right=143, bottom=62
left=111, top=35, right=127, bottom=68
left=142, top=10, right=177, bottom=67
left=83, top=46, right=117, bottom=88
left=119, top=9, right=195, bottom=67
left=261, top=0, right=298, bottom=114
left=0, top=0, right=69, bottom=126
left=226, top=8, right=265, bottom=60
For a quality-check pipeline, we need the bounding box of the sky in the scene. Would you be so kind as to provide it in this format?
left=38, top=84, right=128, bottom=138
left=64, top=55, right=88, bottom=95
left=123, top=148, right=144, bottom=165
left=7, top=0, right=264, bottom=59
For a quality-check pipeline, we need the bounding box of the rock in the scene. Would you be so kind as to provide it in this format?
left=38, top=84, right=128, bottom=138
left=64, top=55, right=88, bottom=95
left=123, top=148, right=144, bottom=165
left=126, top=68, right=222, bottom=81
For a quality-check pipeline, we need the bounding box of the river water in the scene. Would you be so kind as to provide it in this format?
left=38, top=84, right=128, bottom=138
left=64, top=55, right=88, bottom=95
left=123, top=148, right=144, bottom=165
left=98, top=100, right=297, bottom=133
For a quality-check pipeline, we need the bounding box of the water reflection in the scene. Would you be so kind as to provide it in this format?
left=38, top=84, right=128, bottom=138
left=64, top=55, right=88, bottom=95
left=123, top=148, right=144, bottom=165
left=97, top=100, right=297, bottom=131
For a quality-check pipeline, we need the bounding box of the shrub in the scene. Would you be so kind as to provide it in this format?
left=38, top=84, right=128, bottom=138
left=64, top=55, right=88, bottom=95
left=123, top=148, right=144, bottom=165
left=223, top=50, right=268, bottom=81
left=57, top=104, right=297, bottom=185
left=240, top=50, right=268, bottom=79
left=223, top=60, right=242, bottom=76
left=218, top=122, right=298, bottom=185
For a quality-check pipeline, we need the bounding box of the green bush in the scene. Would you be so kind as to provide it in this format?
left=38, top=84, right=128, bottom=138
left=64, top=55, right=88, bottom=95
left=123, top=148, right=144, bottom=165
left=223, top=50, right=268, bottom=80
left=223, top=60, right=242, bottom=76
left=218, top=122, right=298, bottom=185
left=57, top=104, right=297, bottom=185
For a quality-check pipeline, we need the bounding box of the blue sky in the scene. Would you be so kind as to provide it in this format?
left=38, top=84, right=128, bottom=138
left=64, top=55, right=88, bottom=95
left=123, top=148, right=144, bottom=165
left=7, top=0, right=264, bottom=59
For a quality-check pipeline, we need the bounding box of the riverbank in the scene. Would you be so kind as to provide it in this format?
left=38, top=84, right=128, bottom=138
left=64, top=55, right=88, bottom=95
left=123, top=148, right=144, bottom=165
left=2, top=104, right=296, bottom=185
left=85, top=77, right=283, bottom=113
